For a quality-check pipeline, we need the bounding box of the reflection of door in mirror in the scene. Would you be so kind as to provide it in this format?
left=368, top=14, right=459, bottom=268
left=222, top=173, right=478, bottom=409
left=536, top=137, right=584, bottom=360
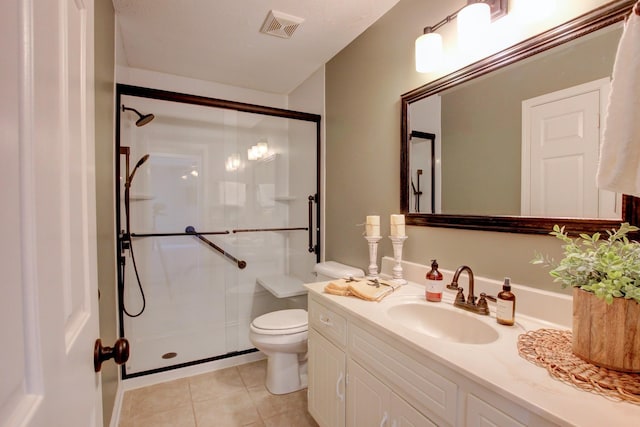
left=522, top=78, right=621, bottom=219
left=409, top=95, right=441, bottom=214
left=410, top=131, right=437, bottom=213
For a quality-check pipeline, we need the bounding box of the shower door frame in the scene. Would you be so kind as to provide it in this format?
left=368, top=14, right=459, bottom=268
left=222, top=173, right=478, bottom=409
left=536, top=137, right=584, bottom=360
left=115, top=83, right=321, bottom=379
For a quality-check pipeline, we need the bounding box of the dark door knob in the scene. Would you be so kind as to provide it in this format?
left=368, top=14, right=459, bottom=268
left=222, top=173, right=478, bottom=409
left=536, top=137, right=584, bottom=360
left=94, top=338, right=130, bottom=372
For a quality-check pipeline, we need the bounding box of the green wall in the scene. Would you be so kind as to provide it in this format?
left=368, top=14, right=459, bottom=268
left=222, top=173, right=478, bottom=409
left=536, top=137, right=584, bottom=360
left=325, top=0, right=613, bottom=291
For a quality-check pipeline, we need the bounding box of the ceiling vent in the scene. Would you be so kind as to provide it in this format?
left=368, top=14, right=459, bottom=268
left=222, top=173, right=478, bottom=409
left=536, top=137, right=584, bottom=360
left=260, top=10, right=304, bottom=39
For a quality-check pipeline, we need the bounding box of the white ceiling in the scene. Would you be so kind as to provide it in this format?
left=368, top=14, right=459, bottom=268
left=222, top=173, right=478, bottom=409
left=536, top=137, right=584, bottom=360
left=112, top=0, right=402, bottom=95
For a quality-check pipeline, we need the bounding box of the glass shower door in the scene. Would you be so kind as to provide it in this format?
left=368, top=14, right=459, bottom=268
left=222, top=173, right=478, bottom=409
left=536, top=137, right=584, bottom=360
left=117, top=89, right=319, bottom=377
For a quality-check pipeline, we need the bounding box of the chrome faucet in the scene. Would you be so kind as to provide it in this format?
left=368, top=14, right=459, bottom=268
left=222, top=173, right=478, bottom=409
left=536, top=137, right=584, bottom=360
left=446, top=265, right=492, bottom=315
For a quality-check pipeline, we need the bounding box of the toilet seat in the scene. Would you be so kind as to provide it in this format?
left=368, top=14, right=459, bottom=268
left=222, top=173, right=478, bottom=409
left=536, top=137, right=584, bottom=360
left=250, top=309, right=308, bottom=335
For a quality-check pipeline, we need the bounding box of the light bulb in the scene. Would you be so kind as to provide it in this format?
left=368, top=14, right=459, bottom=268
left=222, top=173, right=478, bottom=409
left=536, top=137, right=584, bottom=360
left=415, top=32, right=443, bottom=73
left=458, top=2, right=490, bottom=54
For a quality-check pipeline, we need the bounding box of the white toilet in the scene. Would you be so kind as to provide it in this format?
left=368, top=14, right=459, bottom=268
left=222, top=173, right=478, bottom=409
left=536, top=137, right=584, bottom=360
left=249, top=262, right=365, bottom=394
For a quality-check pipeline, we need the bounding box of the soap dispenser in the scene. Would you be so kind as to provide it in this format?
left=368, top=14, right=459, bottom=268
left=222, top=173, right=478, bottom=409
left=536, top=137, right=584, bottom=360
left=425, top=260, right=444, bottom=302
left=496, top=277, right=516, bottom=326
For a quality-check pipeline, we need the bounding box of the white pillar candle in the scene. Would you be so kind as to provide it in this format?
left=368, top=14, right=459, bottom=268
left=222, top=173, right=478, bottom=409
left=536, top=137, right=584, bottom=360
left=390, top=214, right=405, bottom=237
left=366, top=215, right=380, bottom=237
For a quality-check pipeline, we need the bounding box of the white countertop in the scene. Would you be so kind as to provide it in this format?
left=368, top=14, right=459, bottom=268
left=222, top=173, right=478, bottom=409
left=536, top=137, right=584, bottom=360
left=305, top=270, right=640, bottom=427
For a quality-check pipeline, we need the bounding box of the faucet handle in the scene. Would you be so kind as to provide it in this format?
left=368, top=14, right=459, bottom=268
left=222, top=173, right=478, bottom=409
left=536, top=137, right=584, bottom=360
left=480, top=292, right=496, bottom=302
left=476, top=293, right=493, bottom=315
left=454, top=287, right=465, bottom=304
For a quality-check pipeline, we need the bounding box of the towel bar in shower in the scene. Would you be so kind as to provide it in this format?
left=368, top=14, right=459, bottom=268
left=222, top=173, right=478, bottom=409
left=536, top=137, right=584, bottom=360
left=232, top=227, right=308, bottom=233
left=131, top=230, right=230, bottom=237
left=185, top=226, right=247, bottom=269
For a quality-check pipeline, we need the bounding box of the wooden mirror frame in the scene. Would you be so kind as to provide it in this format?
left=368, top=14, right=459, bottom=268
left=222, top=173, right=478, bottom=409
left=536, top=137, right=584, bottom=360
left=401, top=0, right=639, bottom=235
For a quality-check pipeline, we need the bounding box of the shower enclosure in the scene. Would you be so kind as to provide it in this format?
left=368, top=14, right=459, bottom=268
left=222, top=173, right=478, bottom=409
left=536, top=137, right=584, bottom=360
left=116, top=85, right=320, bottom=378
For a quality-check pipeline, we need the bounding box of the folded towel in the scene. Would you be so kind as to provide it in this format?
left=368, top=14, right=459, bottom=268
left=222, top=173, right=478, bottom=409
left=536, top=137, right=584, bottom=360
left=324, top=279, right=351, bottom=296
left=596, top=11, right=640, bottom=197
left=324, top=278, right=401, bottom=301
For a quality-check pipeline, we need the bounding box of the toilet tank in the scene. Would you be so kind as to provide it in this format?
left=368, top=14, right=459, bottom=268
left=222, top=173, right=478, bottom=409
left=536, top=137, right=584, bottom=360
left=314, top=261, right=365, bottom=281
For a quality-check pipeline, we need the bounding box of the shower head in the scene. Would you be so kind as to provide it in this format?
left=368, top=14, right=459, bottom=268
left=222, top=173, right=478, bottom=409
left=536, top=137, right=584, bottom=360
left=126, top=154, right=150, bottom=187
left=134, top=154, right=150, bottom=170
left=122, top=105, right=155, bottom=127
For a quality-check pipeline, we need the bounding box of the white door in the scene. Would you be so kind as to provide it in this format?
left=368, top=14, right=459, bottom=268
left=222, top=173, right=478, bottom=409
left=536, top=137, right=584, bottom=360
left=1, top=0, right=101, bottom=426
left=521, top=78, right=620, bottom=218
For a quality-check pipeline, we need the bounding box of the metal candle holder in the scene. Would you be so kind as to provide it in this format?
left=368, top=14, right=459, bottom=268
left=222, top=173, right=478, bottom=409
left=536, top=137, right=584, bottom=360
left=364, top=235, right=382, bottom=278
left=389, top=235, right=408, bottom=285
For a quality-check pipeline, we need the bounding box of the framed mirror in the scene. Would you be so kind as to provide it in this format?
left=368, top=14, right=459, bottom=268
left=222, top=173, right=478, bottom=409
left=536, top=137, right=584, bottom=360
left=401, top=0, right=640, bottom=234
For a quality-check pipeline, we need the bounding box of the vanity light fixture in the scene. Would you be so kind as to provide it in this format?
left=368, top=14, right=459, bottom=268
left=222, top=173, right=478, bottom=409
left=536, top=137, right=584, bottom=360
left=415, top=0, right=507, bottom=73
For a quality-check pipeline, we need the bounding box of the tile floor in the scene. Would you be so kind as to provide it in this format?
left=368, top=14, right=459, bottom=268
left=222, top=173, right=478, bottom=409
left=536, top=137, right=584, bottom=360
left=118, top=359, right=319, bottom=427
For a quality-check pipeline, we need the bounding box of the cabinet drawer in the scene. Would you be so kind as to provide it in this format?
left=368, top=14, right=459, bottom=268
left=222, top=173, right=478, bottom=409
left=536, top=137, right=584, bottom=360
left=309, top=299, right=347, bottom=348
left=349, top=324, right=458, bottom=426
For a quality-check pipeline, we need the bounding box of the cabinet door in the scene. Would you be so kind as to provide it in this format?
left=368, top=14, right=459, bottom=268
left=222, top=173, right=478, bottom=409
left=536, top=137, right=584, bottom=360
left=348, top=360, right=437, bottom=427
left=347, top=359, right=389, bottom=427
left=308, top=329, right=346, bottom=427
left=391, top=393, right=438, bottom=427
left=466, top=394, right=528, bottom=427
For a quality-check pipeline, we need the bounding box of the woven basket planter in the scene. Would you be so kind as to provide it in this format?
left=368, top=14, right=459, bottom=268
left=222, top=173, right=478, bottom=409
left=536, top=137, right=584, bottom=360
left=572, top=288, right=640, bottom=373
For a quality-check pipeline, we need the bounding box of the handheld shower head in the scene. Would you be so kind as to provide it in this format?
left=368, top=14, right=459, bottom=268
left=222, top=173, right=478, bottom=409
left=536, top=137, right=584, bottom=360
left=134, top=154, right=150, bottom=170
left=122, top=105, right=155, bottom=127
left=127, top=154, right=150, bottom=187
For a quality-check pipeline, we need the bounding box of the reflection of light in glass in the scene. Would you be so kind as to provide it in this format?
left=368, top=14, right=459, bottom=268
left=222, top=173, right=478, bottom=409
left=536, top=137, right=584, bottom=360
left=181, top=175, right=188, bottom=180
left=248, top=146, right=259, bottom=161
left=257, top=141, right=268, bottom=156
left=225, top=154, right=242, bottom=171
left=190, top=170, right=199, bottom=177
left=248, top=139, right=270, bottom=161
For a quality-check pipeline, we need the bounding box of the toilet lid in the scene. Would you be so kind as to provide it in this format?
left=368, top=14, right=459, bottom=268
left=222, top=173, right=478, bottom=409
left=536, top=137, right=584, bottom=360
left=252, top=309, right=308, bottom=333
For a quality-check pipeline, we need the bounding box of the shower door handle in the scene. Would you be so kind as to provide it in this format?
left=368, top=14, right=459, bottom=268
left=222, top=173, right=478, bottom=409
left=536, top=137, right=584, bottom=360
left=94, top=338, right=130, bottom=372
left=308, top=195, right=316, bottom=253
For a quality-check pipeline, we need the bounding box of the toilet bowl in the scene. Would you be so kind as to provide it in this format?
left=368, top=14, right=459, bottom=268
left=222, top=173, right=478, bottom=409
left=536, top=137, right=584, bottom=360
left=249, top=309, right=309, bottom=395
left=250, top=262, right=365, bottom=395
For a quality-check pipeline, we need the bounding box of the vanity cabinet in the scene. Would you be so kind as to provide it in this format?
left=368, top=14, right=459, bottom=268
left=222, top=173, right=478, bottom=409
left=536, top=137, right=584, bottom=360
left=308, top=329, right=346, bottom=427
left=466, top=394, right=527, bottom=427
left=308, top=293, right=557, bottom=427
left=308, top=296, right=445, bottom=427
left=461, top=385, right=555, bottom=427
left=347, top=359, right=436, bottom=427
left=308, top=300, right=347, bottom=427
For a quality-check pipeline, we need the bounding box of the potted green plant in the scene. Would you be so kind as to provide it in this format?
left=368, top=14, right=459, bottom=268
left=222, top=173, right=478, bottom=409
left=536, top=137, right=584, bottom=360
left=533, top=223, right=640, bottom=373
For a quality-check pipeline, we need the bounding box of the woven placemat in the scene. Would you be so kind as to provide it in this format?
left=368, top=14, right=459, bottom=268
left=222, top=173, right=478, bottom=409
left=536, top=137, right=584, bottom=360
left=517, top=329, right=640, bottom=404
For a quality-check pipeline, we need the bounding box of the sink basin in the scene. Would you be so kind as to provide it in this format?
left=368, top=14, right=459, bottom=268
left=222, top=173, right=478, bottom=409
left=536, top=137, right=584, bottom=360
left=385, top=302, right=499, bottom=344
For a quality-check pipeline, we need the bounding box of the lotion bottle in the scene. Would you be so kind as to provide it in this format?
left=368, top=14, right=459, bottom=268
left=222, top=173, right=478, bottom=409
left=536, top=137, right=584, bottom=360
left=496, top=277, right=516, bottom=326
left=425, top=260, right=444, bottom=302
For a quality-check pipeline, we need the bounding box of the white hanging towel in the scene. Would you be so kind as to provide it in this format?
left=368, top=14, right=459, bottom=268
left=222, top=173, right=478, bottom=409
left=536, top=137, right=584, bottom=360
left=596, top=10, right=640, bottom=197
